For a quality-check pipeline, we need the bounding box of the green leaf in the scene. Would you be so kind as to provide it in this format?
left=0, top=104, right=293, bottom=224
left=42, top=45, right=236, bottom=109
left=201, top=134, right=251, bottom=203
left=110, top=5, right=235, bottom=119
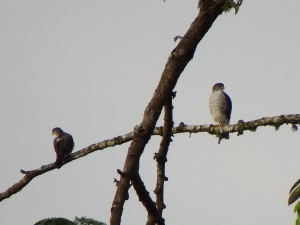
left=290, top=185, right=300, bottom=205
left=294, top=201, right=300, bottom=213
left=290, top=179, right=300, bottom=194
left=35, top=217, right=75, bottom=225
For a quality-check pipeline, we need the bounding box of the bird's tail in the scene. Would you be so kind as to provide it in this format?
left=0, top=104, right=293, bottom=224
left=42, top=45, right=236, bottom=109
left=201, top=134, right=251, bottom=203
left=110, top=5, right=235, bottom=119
left=55, top=152, right=65, bottom=169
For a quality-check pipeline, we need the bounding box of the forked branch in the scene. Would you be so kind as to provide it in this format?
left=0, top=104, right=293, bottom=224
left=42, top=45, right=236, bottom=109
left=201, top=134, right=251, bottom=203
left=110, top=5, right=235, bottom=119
left=109, top=1, right=235, bottom=223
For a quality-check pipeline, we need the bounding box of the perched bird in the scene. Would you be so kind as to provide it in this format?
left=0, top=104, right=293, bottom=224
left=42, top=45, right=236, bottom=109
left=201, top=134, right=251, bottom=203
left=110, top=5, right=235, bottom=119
left=209, top=83, right=232, bottom=140
left=52, top=127, right=74, bottom=168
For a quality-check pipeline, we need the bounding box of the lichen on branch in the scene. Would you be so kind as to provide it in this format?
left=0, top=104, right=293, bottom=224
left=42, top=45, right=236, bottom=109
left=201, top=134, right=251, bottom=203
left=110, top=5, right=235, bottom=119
left=1, top=114, right=299, bottom=203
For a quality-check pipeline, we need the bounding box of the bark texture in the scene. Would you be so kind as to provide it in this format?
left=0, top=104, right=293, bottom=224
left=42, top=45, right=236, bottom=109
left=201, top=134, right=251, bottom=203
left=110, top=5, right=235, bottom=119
left=1, top=114, right=299, bottom=202
left=109, top=1, right=235, bottom=224
left=153, top=95, right=174, bottom=216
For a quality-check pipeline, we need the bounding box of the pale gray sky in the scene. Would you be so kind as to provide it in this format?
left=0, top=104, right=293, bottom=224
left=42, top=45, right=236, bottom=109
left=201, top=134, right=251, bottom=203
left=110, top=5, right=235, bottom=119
left=1, top=1, right=300, bottom=224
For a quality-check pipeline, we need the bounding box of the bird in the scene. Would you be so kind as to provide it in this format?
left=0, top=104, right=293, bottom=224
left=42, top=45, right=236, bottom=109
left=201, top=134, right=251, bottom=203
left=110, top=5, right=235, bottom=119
left=52, top=127, right=74, bottom=168
left=209, top=83, right=232, bottom=141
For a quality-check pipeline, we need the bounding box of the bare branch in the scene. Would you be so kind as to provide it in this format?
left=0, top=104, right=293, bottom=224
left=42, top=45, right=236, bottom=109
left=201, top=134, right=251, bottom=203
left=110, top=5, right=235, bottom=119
left=172, top=114, right=300, bottom=138
left=154, top=94, right=174, bottom=216
left=109, top=1, right=226, bottom=223
left=1, top=114, right=299, bottom=203
left=0, top=134, right=133, bottom=202
left=131, top=173, right=165, bottom=225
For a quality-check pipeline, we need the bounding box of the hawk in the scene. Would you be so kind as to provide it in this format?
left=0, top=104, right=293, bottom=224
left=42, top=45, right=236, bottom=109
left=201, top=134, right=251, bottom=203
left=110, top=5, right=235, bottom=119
left=209, top=83, right=232, bottom=140
left=52, top=127, right=74, bottom=168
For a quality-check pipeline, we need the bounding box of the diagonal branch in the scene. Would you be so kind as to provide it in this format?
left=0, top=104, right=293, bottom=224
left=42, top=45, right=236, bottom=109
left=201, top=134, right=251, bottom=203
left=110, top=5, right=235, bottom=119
left=109, top=1, right=226, bottom=224
left=131, top=173, right=165, bottom=225
left=1, top=114, right=299, bottom=202
left=153, top=94, right=174, bottom=216
left=0, top=134, right=134, bottom=202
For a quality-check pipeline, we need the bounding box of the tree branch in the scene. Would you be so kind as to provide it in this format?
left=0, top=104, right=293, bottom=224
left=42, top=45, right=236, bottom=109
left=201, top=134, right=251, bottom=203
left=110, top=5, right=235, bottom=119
left=109, top=1, right=227, bottom=224
left=1, top=114, right=299, bottom=203
left=131, top=173, right=165, bottom=225
left=0, top=134, right=133, bottom=202
left=172, top=114, right=300, bottom=138
left=153, top=94, right=174, bottom=216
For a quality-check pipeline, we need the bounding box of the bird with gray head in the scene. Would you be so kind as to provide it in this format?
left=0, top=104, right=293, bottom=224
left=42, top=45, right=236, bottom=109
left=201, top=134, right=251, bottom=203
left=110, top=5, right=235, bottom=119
left=209, top=83, right=232, bottom=141
left=52, top=127, right=74, bottom=168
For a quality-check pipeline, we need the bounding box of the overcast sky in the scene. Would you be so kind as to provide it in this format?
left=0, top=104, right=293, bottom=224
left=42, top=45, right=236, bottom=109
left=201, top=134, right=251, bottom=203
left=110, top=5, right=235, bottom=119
left=1, top=1, right=300, bottom=225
